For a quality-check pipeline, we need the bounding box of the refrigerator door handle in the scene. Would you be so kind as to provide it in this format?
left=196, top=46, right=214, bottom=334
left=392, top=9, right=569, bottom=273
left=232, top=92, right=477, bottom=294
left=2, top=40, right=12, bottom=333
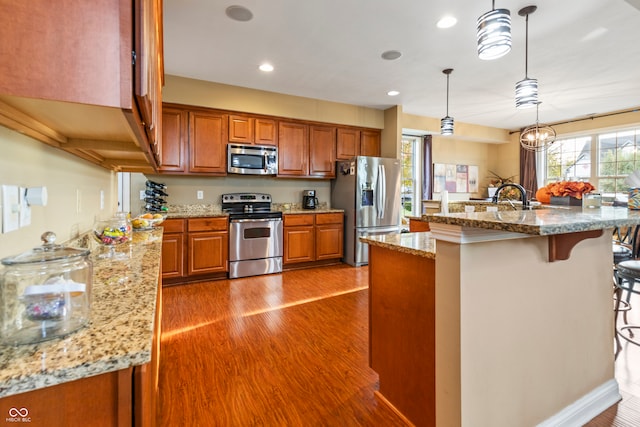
left=377, top=164, right=386, bottom=219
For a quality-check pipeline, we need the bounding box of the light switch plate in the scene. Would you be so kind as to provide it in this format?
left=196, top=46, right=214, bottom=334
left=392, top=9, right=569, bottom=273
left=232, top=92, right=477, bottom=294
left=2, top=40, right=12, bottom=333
left=19, top=187, right=31, bottom=227
left=2, top=185, right=20, bottom=233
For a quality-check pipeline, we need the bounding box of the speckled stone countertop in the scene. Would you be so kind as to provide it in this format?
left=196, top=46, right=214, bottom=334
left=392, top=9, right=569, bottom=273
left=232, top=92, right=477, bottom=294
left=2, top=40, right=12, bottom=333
left=425, top=206, right=640, bottom=235
left=164, top=203, right=342, bottom=218
left=0, top=228, right=162, bottom=398
left=361, top=232, right=436, bottom=259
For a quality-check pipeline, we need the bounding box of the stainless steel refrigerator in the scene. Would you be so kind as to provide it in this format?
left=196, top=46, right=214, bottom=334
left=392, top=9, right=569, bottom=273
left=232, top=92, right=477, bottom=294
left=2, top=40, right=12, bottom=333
left=331, top=156, right=401, bottom=266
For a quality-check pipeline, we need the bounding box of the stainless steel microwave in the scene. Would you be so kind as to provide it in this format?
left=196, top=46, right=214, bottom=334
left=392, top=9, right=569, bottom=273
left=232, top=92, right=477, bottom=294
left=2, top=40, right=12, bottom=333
left=227, top=144, right=278, bottom=175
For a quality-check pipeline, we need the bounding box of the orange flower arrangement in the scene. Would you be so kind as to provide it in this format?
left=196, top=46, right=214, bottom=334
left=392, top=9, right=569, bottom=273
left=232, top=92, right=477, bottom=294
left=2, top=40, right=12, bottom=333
left=535, top=181, right=595, bottom=204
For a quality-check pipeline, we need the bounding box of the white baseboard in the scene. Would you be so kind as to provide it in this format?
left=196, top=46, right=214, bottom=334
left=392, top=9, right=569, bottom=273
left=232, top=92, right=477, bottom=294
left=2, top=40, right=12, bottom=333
left=536, top=379, right=621, bottom=427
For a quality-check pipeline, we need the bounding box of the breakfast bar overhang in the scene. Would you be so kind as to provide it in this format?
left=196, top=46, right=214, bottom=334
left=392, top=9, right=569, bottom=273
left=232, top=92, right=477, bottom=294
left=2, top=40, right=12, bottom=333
left=363, top=206, right=640, bottom=427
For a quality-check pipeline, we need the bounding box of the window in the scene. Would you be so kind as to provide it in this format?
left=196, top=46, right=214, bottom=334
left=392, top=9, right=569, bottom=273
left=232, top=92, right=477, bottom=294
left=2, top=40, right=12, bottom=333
left=401, top=136, right=422, bottom=221
left=541, top=127, right=640, bottom=200
left=545, top=136, right=591, bottom=183
left=598, top=129, right=640, bottom=196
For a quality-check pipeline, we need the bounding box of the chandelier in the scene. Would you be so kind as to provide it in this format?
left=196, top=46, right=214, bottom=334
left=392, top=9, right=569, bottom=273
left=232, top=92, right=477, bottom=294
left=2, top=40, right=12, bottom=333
left=520, top=103, right=556, bottom=151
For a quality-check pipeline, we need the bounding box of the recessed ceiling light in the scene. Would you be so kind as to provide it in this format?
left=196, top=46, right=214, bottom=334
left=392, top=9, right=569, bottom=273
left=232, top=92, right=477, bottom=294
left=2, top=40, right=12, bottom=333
left=259, top=63, right=274, bottom=72
left=226, top=5, right=253, bottom=22
left=381, top=50, right=402, bottom=61
left=437, top=16, right=457, bottom=29
left=387, top=90, right=400, bottom=96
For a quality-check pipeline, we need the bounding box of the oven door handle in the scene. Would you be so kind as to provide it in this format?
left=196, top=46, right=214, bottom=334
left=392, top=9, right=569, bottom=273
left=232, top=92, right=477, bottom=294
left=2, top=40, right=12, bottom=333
left=230, top=218, right=282, bottom=223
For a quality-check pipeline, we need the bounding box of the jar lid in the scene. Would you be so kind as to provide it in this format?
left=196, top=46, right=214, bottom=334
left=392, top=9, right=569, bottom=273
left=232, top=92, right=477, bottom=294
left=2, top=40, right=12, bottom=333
left=1, top=232, right=90, bottom=265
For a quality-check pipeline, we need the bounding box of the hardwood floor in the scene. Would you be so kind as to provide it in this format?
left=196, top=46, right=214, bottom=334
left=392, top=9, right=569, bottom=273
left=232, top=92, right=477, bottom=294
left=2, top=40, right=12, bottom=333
left=159, top=264, right=640, bottom=426
left=159, top=264, right=405, bottom=426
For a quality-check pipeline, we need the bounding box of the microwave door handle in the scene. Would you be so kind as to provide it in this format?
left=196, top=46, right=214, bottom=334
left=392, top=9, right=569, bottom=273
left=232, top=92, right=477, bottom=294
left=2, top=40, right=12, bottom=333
left=264, top=153, right=268, bottom=172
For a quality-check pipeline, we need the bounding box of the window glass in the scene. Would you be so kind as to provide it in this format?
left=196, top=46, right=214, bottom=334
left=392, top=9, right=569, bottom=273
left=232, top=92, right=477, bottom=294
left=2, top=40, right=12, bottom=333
left=541, top=127, right=640, bottom=201
left=546, top=136, right=591, bottom=183
left=400, top=136, right=421, bottom=222
left=598, top=130, right=639, bottom=196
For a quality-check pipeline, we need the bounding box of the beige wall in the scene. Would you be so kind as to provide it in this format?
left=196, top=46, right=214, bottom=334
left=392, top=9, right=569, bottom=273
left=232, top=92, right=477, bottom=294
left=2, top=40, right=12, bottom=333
left=435, top=231, right=613, bottom=426
left=136, top=174, right=331, bottom=212
left=163, top=75, right=385, bottom=129
left=0, top=126, right=115, bottom=259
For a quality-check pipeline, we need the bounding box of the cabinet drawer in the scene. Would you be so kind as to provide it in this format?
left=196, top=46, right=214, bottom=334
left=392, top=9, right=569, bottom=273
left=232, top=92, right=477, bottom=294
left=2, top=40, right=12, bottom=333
left=163, top=218, right=185, bottom=233
left=315, top=212, right=343, bottom=225
left=284, top=214, right=315, bottom=227
left=187, top=217, right=228, bottom=232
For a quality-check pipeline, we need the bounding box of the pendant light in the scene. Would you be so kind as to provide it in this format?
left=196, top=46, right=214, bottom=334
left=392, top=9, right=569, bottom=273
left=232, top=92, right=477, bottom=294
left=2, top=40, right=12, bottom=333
left=515, top=6, right=538, bottom=109
left=520, top=102, right=556, bottom=152
left=477, top=1, right=512, bottom=60
left=441, top=69, right=454, bottom=135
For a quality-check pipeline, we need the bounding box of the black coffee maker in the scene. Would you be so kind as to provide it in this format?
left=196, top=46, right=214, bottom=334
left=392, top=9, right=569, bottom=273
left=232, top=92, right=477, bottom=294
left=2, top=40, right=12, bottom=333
left=302, top=190, right=318, bottom=209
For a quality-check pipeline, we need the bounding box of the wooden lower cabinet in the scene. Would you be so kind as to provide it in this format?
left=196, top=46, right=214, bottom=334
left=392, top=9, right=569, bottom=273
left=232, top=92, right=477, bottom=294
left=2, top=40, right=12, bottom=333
left=162, top=217, right=228, bottom=284
left=283, top=212, right=344, bottom=266
left=315, top=213, right=344, bottom=260
left=161, top=219, right=185, bottom=279
left=283, top=214, right=315, bottom=263
left=187, top=231, right=228, bottom=275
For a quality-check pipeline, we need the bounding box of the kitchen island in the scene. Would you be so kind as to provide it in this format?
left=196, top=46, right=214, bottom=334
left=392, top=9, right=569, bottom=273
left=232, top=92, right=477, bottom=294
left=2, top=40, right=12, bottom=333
left=0, top=228, right=162, bottom=426
left=363, top=206, right=640, bottom=427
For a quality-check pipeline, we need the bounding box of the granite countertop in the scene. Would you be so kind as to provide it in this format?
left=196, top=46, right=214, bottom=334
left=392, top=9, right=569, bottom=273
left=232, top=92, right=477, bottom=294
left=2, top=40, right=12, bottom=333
left=164, top=203, right=343, bottom=219
left=0, top=228, right=162, bottom=398
left=425, top=206, right=640, bottom=235
left=360, top=232, right=436, bottom=259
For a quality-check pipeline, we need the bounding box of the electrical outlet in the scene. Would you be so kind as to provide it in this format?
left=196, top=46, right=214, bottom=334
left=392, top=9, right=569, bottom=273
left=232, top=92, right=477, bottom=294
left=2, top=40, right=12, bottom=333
left=197, top=190, right=204, bottom=200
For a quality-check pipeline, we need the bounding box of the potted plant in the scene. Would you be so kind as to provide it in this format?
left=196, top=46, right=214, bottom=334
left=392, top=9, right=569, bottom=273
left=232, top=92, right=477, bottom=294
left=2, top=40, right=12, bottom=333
left=487, top=171, right=518, bottom=199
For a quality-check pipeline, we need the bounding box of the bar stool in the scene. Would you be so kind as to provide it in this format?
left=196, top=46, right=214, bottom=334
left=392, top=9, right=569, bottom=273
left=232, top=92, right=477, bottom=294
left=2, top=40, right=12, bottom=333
left=614, top=260, right=640, bottom=351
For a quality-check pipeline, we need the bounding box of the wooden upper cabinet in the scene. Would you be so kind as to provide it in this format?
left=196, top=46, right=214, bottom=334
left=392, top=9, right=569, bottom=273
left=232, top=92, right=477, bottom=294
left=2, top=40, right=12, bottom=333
left=0, top=0, right=163, bottom=171
left=360, top=130, right=381, bottom=157
left=278, top=122, right=309, bottom=176
left=228, top=115, right=277, bottom=145
left=337, top=128, right=360, bottom=160
left=309, top=125, right=336, bottom=178
left=228, top=115, right=254, bottom=143
left=159, top=107, right=187, bottom=172
left=134, top=0, right=163, bottom=148
left=255, top=118, right=277, bottom=145
left=189, top=111, right=228, bottom=174
left=337, top=128, right=381, bottom=159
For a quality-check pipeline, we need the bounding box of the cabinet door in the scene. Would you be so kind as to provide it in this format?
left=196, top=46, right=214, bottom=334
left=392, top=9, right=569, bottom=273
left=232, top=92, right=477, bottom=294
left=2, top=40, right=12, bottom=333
left=360, top=130, right=381, bottom=157
left=316, top=224, right=344, bottom=260
left=162, top=233, right=184, bottom=279
left=189, top=111, right=228, bottom=174
left=337, top=128, right=360, bottom=160
left=255, top=118, right=277, bottom=145
left=309, top=125, right=336, bottom=178
left=278, top=122, right=309, bottom=176
left=159, top=107, right=187, bottom=172
left=134, top=0, right=162, bottom=147
left=188, top=231, right=228, bottom=275
left=283, top=226, right=315, bottom=264
left=228, top=115, right=254, bottom=143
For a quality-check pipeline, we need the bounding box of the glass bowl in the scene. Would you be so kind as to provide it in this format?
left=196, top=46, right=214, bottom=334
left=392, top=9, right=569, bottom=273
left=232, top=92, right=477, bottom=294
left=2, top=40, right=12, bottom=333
left=131, top=212, right=166, bottom=230
left=92, top=217, right=132, bottom=258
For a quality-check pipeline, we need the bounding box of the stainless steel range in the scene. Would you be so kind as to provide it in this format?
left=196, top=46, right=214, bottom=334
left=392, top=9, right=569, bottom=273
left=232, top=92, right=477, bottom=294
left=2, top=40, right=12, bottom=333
left=222, top=193, right=283, bottom=278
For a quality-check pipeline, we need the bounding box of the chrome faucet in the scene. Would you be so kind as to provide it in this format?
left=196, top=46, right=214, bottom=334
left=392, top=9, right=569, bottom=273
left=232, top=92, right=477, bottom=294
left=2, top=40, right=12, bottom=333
left=491, top=183, right=530, bottom=209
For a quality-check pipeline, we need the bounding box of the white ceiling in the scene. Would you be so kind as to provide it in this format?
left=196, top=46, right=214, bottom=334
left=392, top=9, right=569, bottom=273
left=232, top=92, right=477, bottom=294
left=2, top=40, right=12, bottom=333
left=163, top=0, right=640, bottom=132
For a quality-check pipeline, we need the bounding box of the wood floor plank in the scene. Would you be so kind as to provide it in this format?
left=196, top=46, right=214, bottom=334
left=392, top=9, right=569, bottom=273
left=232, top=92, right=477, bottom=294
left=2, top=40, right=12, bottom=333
left=159, top=264, right=405, bottom=426
left=159, top=264, right=640, bottom=426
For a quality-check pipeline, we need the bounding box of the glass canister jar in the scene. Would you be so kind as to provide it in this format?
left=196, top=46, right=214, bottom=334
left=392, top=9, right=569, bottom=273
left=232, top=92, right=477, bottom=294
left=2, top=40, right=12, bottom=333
left=0, top=231, right=93, bottom=345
